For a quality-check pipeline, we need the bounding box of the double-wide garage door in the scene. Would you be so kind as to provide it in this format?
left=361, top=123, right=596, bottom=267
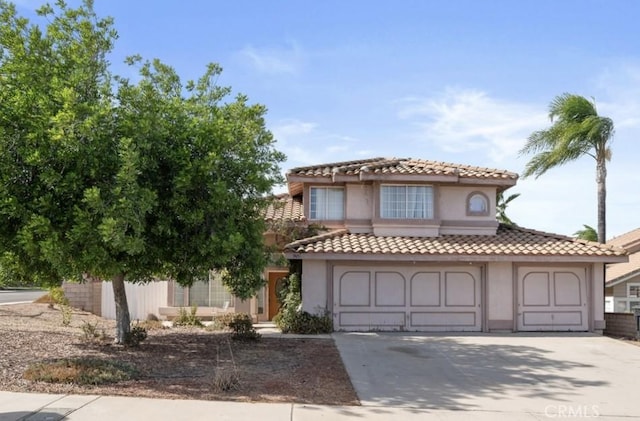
left=517, top=266, right=588, bottom=331
left=333, top=265, right=481, bottom=331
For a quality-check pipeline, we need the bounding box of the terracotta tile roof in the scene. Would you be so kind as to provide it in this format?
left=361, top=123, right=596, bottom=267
left=606, top=228, right=640, bottom=284
left=285, top=225, right=627, bottom=261
left=264, top=194, right=305, bottom=223
left=288, top=157, right=518, bottom=181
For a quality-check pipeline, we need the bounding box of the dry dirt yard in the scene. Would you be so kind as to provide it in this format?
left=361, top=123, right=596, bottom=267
left=0, top=303, right=358, bottom=405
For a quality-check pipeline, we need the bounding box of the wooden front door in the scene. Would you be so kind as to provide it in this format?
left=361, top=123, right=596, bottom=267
left=268, top=271, right=288, bottom=320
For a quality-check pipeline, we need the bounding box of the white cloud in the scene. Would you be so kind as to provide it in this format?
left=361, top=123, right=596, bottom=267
left=270, top=119, right=371, bottom=169
left=396, top=88, right=547, bottom=164
left=238, top=42, right=304, bottom=75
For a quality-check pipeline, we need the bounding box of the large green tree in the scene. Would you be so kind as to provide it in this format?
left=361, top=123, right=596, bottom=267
left=519, top=94, right=614, bottom=243
left=0, top=0, right=284, bottom=343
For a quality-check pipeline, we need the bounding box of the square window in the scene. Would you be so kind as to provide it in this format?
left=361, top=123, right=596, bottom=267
left=380, top=185, right=433, bottom=219
left=309, top=187, right=344, bottom=220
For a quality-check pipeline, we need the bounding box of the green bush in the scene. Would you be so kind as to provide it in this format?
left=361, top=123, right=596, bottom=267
left=228, top=313, right=260, bottom=341
left=173, top=305, right=203, bottom=327
left=274, top=274, right=333, bottom=334
left=124, top=323, right=148, bottom=347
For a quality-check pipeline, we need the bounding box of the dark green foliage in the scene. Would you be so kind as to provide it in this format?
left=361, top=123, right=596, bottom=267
left=0, top=0, right=285, bottom=341
left=274, top=274, right=333, bottom=334
left=124, top=324, right=148, bottom=347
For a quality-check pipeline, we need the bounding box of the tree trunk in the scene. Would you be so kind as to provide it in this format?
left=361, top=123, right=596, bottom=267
left=596, top=158, right=607, bottom=244
left=112, top=272, right=131, bottom=344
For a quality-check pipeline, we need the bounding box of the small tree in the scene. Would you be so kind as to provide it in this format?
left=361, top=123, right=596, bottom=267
left=0, top=1, right=284, bottom=343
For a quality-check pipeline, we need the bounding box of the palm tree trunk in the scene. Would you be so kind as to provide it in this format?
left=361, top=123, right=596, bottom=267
left=112, top=272, right=131, bottom=344
left=596, top=159, right=607, bottom=244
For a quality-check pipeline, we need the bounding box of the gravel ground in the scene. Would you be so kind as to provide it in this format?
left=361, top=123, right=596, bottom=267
left=0, top=303, right=358, bottom=405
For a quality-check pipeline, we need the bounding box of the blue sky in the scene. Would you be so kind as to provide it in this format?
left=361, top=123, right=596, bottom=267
left=15, top=0, right=640, bottom=239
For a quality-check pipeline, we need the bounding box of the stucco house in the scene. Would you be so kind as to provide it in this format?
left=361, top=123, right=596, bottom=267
left=64, top=156, right=627, bottom=332
left=605, top=228, right=640, bottom=313
left=282, top=157, right=626, bottom=333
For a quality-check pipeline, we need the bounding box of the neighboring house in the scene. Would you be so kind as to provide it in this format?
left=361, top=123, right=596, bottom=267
left=605, top=228, right=640, bottom=313
left=282, top=157, right=626, bottom=333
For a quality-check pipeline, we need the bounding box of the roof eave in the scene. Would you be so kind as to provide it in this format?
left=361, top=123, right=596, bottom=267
left=284, top=252, right=628, bottom=263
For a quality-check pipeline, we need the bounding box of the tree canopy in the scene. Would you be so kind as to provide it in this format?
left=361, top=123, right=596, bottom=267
left=0, top=0, right=285, bottom=342
left=519, top=93, right=614, bottom=243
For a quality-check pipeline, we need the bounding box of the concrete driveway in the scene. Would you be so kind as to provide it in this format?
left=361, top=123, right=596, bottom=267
left=334, top=332, right=640, bottom=418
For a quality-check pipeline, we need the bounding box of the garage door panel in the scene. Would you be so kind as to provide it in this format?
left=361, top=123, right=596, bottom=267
left=334, top=265, right=481, bottom=332
left=445, top=272, right=476, bottom=307
left=411, top=311, right=476, bottom=327
left=522, top=272, right=550, bottom=306
left=375, top=272, right=406, bottom=306
left=518, top=267, right=587, bottom=331
left=339, top=311, right=405, bottom=328
left=554, top=272, right=581, bottom=306
left=410, top=272, right=441, bottom=306
left=339, top=271, right=370, bottom=306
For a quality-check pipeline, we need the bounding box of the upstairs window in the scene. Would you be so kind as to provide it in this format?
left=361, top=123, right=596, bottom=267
left=310, top=187, right=344, bottom=220
left=467, top=192, right=489, bottom=216
left=380, top=185, right=434, bottom=219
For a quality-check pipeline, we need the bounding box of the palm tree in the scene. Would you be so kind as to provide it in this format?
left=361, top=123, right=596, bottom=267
left=496, top=191, right=520, bottom=226
left=519, top=94, right=614, bottom=243
left=574, top=224, right=597, bottom=242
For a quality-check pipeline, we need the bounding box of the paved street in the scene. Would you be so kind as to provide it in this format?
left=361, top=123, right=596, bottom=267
left=0, top=289, right=45, bottom=305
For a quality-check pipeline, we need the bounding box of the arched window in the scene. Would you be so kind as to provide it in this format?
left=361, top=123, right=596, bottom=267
left=467, top=192, right=489, bottom=216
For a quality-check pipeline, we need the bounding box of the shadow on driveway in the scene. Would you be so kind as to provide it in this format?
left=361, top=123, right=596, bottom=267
left=333, top=333, right=611, bottom=412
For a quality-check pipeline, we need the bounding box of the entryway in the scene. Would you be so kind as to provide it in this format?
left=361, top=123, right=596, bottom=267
left=267, top=271, right=289, bottom=320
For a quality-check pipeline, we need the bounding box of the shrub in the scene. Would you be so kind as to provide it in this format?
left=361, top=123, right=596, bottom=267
left=24, top=358, right=136, bottom=385
left=48, top=286, right=69, bottom=306
left=210, top=313, right=236, bottom=331
left=80, top=321, right=107, bottom=343
left=228, top=313, right=260, bottom=341
left=212, top=368, right=240, bottom=392
left=124, top=323, right=148, bottom=347
left=274, top=274, right=333, bottom=334
left=173, top=305, right=203, bottom=327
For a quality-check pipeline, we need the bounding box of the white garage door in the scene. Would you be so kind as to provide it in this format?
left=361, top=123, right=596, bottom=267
left=333, top=265, right=482, bottom=331
left=517, top=267, right=588, bottom=331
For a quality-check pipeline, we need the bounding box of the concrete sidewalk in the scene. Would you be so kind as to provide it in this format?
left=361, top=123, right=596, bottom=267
left=0, top=392, right=633, bottom=421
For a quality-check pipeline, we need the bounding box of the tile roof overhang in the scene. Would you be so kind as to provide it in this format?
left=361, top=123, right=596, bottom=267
left=284, top=225, right=628, bottom=263
left=286, top=157, right=519, bottom=196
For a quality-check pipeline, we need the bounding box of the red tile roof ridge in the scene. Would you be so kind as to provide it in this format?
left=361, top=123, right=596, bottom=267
left=504, top=224, right=627, bottom=254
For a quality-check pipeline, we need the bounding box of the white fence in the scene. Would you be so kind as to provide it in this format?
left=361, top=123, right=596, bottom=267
left=101, top=280, right=168, bottom=321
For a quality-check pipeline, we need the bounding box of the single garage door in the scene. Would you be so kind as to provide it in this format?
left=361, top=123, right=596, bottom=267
left=517, top=266, right=588, bottom=331
left=333, top=265, right=482, bottom=331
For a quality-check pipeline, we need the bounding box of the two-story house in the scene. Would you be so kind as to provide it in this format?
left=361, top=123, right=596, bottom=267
left=283, top=157, right=627, bottom=333
left=65, top=156, right=627, bottom=332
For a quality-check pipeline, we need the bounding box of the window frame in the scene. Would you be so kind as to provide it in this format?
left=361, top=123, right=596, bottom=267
left=466, top=191, right=490, bottom=216
left=379, top=184, right=434, bottom=220
left=308, top=186, right=345, bottom=221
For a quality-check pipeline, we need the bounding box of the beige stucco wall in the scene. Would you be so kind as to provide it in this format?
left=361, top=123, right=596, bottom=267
left=301, top=260, right=327, bottom=314
left=438, top=186, right=496, bottom=221
left=592, top=263, right=605, bottom=331
left=486, top=262, right=514, bottom=330
left=345, top=183, right=372, bottom=220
